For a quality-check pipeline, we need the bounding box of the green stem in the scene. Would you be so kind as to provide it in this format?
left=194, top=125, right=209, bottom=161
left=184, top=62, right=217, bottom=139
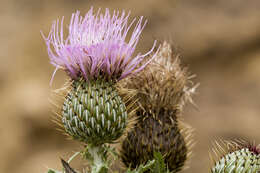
left=88, top=145, right=108, bottom=173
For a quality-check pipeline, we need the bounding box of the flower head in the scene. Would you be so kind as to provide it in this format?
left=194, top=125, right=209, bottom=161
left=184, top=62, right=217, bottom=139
left=42, top=8, right=156, bottom=82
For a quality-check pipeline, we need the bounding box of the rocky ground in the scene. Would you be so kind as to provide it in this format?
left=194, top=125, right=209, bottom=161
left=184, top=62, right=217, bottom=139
left=1, top=0, right=260, bottom=172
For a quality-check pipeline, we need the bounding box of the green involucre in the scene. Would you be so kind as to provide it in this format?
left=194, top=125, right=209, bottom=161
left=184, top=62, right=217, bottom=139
left=62, top=78, right=127, bottom=145
left=212, top=148, right=260, bottom=173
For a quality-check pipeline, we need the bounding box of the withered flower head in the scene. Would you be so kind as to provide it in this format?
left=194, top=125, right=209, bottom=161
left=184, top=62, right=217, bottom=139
left=119, top=41, right=197, bottom=172
left=119, top=41, right=197, bottom=116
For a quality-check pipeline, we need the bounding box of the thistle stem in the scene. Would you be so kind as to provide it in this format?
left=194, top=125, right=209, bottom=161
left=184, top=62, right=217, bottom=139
left=88, top=145, right=108, bottom=173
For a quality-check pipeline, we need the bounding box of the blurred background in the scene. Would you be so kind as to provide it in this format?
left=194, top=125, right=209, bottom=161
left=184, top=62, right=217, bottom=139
left=1, top=0, right=260, bottom=172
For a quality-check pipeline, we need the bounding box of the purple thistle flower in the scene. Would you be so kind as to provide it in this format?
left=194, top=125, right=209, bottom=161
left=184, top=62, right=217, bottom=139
left=42, top=7, right=157, bottom=82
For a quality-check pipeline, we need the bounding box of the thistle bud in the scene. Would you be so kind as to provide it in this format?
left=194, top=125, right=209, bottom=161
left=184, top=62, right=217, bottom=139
left=62, top=78, right=127, bottom=144
left=211, top=140, right=260, bottom=173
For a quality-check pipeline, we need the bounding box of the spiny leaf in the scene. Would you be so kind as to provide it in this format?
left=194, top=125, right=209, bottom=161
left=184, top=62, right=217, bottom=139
left=47, top=169, right=61, bottom=173
left=61, top=159, right=77, bottom=173
left=126, top=160, right=155, bottom=173
left=152, top=152, right=167, bottom=173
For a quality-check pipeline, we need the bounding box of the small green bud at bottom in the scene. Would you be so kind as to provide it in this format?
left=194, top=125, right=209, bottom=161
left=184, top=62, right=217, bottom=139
left=212, top=148, right=260, bottom=173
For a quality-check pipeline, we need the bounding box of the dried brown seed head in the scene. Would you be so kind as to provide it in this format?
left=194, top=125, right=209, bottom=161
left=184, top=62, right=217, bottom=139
left=118, top=41, right=198, bottom=117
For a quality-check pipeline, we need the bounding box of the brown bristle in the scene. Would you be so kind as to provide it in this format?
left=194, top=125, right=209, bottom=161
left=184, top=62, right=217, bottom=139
left=178, top=120, right=195, bottom=170
left=118, top=41, right=198, bottom=118
left=49, top=78, right=73, bottom=137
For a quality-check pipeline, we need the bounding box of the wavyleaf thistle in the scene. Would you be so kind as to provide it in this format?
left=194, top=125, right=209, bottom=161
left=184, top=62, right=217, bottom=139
left=42, top=7, right=158, bottom=145
left=120, top=41, right=196, bottom=172
left=210, top=139, right=260, bottom=173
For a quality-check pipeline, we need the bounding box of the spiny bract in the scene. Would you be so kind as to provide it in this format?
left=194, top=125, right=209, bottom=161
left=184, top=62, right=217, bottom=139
left=62, top=78, right=127, bottom=144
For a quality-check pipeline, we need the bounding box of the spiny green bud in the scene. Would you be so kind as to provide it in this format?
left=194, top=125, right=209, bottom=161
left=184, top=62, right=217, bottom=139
left=211, top=140, right=260, bottom=173
left=212, top=148, right=260, bottom=173
left=62, top=78, right=127, bottom=145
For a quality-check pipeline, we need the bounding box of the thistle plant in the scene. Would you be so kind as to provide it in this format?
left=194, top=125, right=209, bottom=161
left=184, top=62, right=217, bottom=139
left=42, top=7, right=158, bottom=173
left=41, top=6, right=260, bottom=173
left=210, top=140, right=260, bottom=173
left=119, top=41, right=197, bottom=172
